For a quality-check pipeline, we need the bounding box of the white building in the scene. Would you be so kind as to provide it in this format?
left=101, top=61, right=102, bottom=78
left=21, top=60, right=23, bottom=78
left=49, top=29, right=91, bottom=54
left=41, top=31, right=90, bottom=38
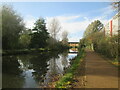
left=102, top=11, right=120, bottom=36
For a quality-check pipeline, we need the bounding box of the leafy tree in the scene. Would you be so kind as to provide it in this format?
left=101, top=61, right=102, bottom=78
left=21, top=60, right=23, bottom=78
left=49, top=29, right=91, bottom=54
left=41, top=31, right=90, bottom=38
left=19, top=31, right=31, bottom=49
left=30, top=18, right=49, bottom=49
left=83, top=20, right=103, bottom=50
left=47, top=36, right=57, bottom=49
left=19, top=29, right=32, bottom=49
left=84, top=20, right=103, bottom=38
left=2, top=5, right=25, bottom=50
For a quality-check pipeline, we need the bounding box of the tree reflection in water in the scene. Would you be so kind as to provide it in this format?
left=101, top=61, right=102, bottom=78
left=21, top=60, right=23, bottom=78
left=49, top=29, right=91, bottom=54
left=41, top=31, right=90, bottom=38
left=18, top=53, right=51, bottom=88
left=43, top=51, right=71, bottom=86
left=2, top=56, right=25, bottom=88
left=2, top=51, right=77, bottom=88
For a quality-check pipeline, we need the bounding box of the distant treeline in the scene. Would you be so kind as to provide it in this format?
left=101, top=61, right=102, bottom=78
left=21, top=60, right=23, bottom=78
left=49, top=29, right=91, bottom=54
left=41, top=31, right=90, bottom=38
left=2, top=5, right=69, bottom=52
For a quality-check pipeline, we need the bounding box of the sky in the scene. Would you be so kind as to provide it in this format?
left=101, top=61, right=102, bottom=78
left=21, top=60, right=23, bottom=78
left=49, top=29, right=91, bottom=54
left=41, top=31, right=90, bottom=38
left=8, top=2, right=116, bottom=42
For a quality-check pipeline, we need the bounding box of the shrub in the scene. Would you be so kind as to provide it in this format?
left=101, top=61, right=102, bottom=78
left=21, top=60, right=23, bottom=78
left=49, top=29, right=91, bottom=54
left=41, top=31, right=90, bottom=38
left=86, top=32, right=118, bottom=60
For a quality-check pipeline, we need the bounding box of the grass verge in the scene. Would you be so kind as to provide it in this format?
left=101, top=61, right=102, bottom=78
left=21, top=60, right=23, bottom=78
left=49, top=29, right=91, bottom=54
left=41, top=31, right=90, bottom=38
left=55, top=49, right=85, bottom=88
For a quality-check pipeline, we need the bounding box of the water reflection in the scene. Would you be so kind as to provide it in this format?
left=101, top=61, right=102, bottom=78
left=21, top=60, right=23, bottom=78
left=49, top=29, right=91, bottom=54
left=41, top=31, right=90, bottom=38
left=2, top=50, right=77, bottom=88
left=69, top=47, right=78, bottom=53
left=43, top=52, right=72, bottom=86
left=2, top=56, right=24, bottom=88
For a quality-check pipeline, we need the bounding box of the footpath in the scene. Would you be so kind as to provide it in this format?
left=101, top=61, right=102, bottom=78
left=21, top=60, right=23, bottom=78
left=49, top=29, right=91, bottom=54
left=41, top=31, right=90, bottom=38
left=73, top=50, right=119, bottom=89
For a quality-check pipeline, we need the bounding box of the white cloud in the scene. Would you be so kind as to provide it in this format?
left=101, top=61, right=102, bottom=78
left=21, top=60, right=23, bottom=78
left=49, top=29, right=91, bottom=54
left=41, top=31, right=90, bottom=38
left=46, top=15, right=90, bottom=35
left=46, top=15, right=90, bottom=42
left=24, top=15, right=37, bottom=29
left=46, top=12, right=115, bottom=41
left=69, top=36, right=82, bottom=42
left=23, top=5, right=115, bottom=42
left=89, top=5, right=115, bottom=24
left=55, top=15, right=81, bottom=22
left=84, top=17, right=89, bottom=21
left=101, top=6, right=115, bottom=17
left=23, top=14, right=111, bottom=42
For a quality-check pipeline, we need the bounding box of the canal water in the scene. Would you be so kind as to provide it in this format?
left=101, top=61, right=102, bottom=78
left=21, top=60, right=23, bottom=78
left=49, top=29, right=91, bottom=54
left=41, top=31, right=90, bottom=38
left=2, top=49, right=77, bottom=88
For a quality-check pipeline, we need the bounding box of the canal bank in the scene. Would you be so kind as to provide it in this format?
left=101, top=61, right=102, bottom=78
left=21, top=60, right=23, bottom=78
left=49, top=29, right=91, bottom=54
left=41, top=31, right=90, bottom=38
left=52, top=48, right=85, bottom=88
left=2, top=48, right=49, bottom=56
left=2, top=47, right=69, bottom=56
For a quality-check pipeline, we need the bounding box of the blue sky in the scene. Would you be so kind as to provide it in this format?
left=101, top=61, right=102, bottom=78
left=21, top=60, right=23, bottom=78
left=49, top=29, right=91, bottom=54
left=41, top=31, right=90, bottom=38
left=11, top=2, right=110, bottom=17
left=9, top=2, right=116, bottom=42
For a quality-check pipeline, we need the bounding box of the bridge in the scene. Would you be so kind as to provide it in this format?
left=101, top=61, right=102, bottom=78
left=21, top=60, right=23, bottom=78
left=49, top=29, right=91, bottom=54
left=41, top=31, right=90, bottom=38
left=68, top=42, right=79, bottom=53
left=68, top=42, right=79, bottom=47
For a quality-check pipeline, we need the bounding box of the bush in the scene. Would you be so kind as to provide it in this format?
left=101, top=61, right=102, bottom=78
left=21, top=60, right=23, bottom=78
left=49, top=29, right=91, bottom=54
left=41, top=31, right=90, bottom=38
left=86, top=32, right=118, bottom=60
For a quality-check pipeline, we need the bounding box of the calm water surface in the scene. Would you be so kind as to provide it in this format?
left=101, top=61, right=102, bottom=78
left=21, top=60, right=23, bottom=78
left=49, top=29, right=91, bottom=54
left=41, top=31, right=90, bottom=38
left=2, top=49, right=77, bottom=88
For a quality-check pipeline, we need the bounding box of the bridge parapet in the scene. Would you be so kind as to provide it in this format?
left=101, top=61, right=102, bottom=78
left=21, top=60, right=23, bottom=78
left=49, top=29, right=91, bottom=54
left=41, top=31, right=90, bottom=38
left=68, top=42, right=79, bottom=47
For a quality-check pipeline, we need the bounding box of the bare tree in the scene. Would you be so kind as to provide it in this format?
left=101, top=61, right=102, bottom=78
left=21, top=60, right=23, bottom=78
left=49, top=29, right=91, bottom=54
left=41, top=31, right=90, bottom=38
left=61, top=30, right=68, bottom=45
left=48, top=18, right=61, bottom=40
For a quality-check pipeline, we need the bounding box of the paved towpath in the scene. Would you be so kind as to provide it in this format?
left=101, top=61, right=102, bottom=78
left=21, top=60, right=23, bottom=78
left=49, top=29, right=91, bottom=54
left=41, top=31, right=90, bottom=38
left=73, top=50, right=118, bottom=89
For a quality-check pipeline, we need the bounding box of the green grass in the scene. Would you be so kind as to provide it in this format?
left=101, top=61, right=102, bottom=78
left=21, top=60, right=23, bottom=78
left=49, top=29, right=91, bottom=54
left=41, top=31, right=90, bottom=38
left=55, top=49, right=85, bottom=88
